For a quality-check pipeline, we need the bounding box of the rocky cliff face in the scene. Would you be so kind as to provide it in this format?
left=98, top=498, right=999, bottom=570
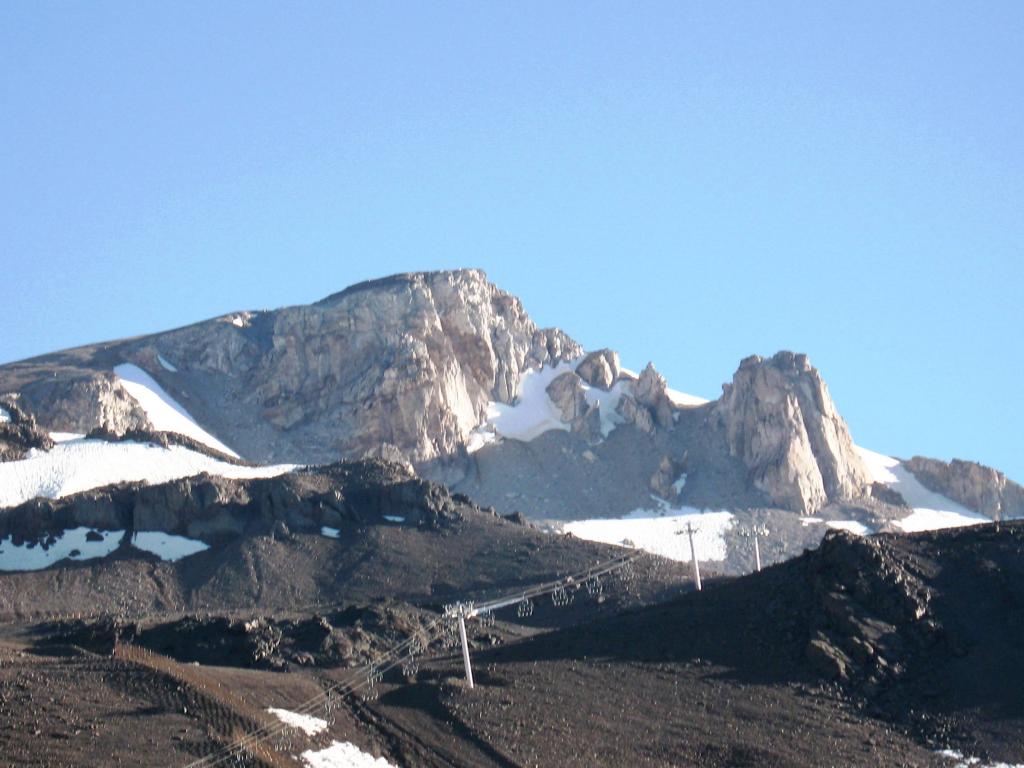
left=714, top=352, right=871, bottom=514
left=1, top=270, right=580, bottom=465
left=0, top=460, right=463, bottom=545
left=18, top=373, right=151, bottom=435
left=903, top=456, right=1024, bottom=521
left=1, top=272, right=887, bottom=520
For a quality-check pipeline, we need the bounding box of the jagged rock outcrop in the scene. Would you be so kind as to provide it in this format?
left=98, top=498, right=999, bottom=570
left=18, top=373, right=151, bottom=435
left=546, top=371, right=588, bottom=422
left=904, top=456, right=1024, bottom=521
left=714, top=352, right=871, bottom=514
left=0, top=460, right=463, bottom=545
left=575, top=349, right=620, bottom=390
left=614, top=363, right=674, bottom=434
left=0, top=396, right=54, bottom=461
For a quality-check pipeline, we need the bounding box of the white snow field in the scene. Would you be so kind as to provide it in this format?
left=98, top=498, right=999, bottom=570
left=0, top=406, right=10, bottom=423
left=320, top=526, right=341, bottom=539
left=0, top=438, right=295, bottom=509
left=300, top=741, right=397, bottom=768
left=0, top=527, right=123, bottom=571
left=114, top=363, right=238, bottom=457
left=475, top=361, right=575, bottom=445
left=266, top=708, right=329, bottom=736
left=562, top=503, right=734, bottom=563
left=131, top=531, right=209, bottom=561
left=856, top=447, right=990, bottom=532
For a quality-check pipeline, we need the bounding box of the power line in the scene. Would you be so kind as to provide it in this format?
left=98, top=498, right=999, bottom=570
left=182, top=550, right=646, bottom=768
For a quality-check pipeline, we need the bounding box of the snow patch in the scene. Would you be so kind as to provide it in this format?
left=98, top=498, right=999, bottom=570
left=321, top=526, right=340, bottom=539
left=0, top=527, right=123, bottom=572
left=0, top=439, right=295, bottom=509
left=936, top=748, right=1024, bottom=768
left=665, top=387, right=709, bottom=407
left=383, top=515, right=405, bottom=523
left=131, top=531, right=209, bottom=561
left=855, top=447, right=991, bottom=533
left=301, top=741, right=397, bottom=768
left=672, top=473, right=688, bottom=494
left=466, top=362, right=576, bottom=449
left=115, top=364, right=238, bottom=457
left=467, top=356, right=710, bottom=452
left=800, top=516, right=824, bottom=526
left=581, top=378, right=629, bottom=438
left=562, top=504, right=734, bottom=563
left=50, top=432, right=85, bottom=443
left=0, top=407, right=9, bottom=423
left=825, top=520, right=874, bottom=536
left=267, top=708, right=329, bottom=736
left=157, top=354, right=178, bottom=372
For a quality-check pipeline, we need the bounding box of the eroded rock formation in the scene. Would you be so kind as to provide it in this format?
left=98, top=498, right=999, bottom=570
left=714, top=352, right=871, bottom=513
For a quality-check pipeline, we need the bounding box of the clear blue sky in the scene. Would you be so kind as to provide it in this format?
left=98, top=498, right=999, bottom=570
left=1, top=3, right=1021, bottom=480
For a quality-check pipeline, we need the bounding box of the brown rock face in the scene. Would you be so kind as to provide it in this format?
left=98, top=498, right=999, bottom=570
left=714, top=352, right=871, bottom=513
left=903, top=456, right=1024, bottom=521
left=575, top=349, right=620, bottom=391
left=146, top=269, right=581, bottom=464
left=18, top=374, right=151, bottom=435
left=546, top=372, right=588, bottom=422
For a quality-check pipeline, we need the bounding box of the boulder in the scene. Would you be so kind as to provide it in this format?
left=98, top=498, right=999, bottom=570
left=546, top=372, right=588, bottom=422
left=575, top=349, right=620, bottom=391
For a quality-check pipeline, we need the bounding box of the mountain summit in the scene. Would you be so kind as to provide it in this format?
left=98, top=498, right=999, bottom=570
left=1, top=268, right=1014, bottom=573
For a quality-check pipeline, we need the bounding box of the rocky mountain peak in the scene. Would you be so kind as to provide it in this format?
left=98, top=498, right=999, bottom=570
left=4, top=269, right=582, bottom=466
left=714, top=351, right=871, bottom=513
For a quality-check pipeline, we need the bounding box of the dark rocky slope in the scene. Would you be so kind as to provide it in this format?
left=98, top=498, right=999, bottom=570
left=458, top=522, right=1024, bottom=764
left=0, top=460, right=687, bottom=621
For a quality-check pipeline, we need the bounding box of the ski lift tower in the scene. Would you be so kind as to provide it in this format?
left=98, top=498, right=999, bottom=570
left=675, top=522, right=702, bottom=591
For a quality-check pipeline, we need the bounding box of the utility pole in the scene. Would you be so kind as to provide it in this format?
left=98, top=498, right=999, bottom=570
left=739, top=524, right=769, bottom=572
left=446, top=602, right=475, bottom=689
left=677, top=522, right=702, bottom=591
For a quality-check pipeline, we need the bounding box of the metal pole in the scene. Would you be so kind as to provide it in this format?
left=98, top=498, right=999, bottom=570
left=754, top=534, right=762, bottom=572
left=686, top=523, right=702, bottom=591
left=457, top=611, right=474, bottom=689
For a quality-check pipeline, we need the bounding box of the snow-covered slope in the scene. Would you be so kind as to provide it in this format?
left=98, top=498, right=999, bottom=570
left=561, top=502, right=734, bottom=563
left=114, top=363, right=238, bottom=457
left=471, top=362, right=575, bottom=447
left=0, top=438, right=295, bottom=509
left=856, top=447, right=990, bottom=532
left=467, top=358, right=706, bottom=450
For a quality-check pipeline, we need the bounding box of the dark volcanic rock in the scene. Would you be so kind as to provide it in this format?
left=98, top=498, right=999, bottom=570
left=0, top=396, right=54, bottom=461
left=0, top=458, right=463, bottom=546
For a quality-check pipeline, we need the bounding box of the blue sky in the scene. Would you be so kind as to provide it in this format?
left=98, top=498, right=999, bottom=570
left=1, top=3, right=1021, bottom=480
